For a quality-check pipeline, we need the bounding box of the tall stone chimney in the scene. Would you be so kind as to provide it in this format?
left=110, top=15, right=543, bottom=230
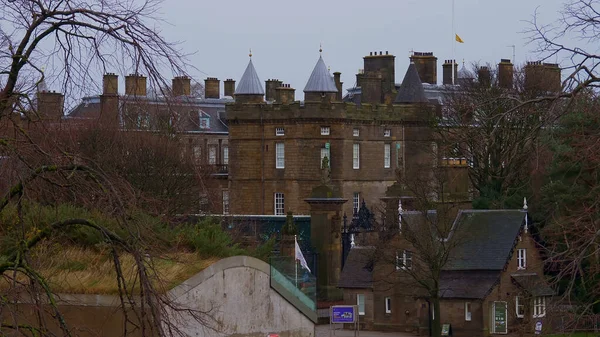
left=363, top=51, right=395, bottom=103
left=442, top=60, right=458, bottom=85
left=224, top=79, right=236, bottom=97
left=100, top=73, right=119, bottom=124
left=37, top=91, right=64, bottom=120
left=275, top=84, right=296, bottom=104
left=333, top=72, right=343, bottom=101
left=172, top=76, right=191, bottom=96
left=265, top=79, right=283, bottom=102
left=498, top=59, right=514, bottom=89
left=204, top=77, right=220, bottom=99
left=477, top=66, right=491, bottom=87
left=410, top=52, right=437, bottom=84
left=125, top=74, right=147, bottom=96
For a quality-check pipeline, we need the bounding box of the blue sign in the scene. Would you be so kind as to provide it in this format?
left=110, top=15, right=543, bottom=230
left=331, top=305, right=356, bottom=323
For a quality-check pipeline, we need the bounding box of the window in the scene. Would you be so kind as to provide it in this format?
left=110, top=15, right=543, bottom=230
left=321, top=126, right=330, bottom=135
left=320, top=146, right=330, bottom=169
left=274, top=193, right=284, bottom=215
left=193, top=146, right=202, bottom=162
left=517, top=248, right=527, bottom=270
left=385, top=297, right=392, bottom=314
left=515, top=296, right=524, bottom=318
left=353, top=143, right=360, bottom=169
left=533, top=297, right=546, bottom=318
left=384, top=144, right=391, bottom=168
left=223, top=146, right=229, bottom=165
left=353, top=192, right=360, bottom=216
left=396, top=142, right=402, bottom=167
left=357, top=294, right=365, bottom=315
left=465, top=302, right=472, bottom=321
left=396, top=250, right=413, bottom=270
left=353, top=128, right=360, bottom=137
left=276, top=143, right=285, bottom=169
left=276, top=127, right=284, bottom=136
left=200, top=116, right=210, bottom=129
left=384, top=129, right=391, bottom=137
left=222, top=190, right=229, bottom=215
left=208, top=145, right=217, bottom=164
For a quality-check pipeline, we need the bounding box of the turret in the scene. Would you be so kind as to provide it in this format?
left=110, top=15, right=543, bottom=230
left=234, top=51, right=265, bottom=104
left=303, top=49, right=338, bottom=102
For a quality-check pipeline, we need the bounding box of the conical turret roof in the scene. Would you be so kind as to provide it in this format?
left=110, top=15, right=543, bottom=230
left=235, top=59, right=264, bottom=95
left=304, top=56, right=338, bottom=93
left=394, top=62, right=429, bottom=104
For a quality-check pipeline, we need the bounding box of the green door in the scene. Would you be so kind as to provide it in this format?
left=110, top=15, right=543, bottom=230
left=492, top=301, right=508, bottom=334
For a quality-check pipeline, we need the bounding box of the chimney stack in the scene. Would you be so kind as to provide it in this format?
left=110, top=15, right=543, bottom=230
left=498, top=59, right=514, bottom=89
left=224, top=79, right=236, bottom=97
left=125, top=74, right=147, bottom=96
left=101, top=73, right=119, bottom=124
left=477, top=66, right=491, bottom=87
left=204, top=77, right=220, bottom=99
left=442, top=60, right=458, bottom=85
left=37, top=91, right=64, bottom=120
left=275, top=84, right=296, bottom=104
left=363, top=51, right=396, bottom=103
left=265, top=79, right=283, bottom=102
left=410, top=52, right=437, bottom=84
left=172, top=76, right=191, bottom=96
left=333, top=72, right=343, bottom=101
left=103, top=73, right=118, bottom=95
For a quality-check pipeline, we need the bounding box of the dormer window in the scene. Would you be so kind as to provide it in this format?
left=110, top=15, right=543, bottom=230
left=199, top=110, right=210, bottom=129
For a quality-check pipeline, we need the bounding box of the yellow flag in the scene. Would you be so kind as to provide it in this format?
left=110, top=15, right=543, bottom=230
left=455, top=34, right=464, bottom=43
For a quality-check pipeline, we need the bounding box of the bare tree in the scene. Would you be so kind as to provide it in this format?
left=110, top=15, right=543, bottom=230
left=0, top=0, right=219, bottom=336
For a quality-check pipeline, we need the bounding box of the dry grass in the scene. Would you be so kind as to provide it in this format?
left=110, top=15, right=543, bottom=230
left=1, top=244, right=218, bottom=295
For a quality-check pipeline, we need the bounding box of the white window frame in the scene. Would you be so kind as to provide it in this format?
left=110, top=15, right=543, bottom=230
left=193, top=146, right=202, bottom=161
left=533, top=297, right=546, bottom=318
left=321, top=126, right=330, bottom=135
left=357, top=294, right=365, bottom=315
left=517, top=248, right=527, bottom=270
left=384, top=129, right=391, bottom=137
left=385, top=297, right=392, bottom=314
left=384, top=143, right=391, bottom=168
left=320, top=147, right=330, bottom=169
left=208, top=145, right=217, bottom=165
left=276, top=143, right=285, bottom=169
left=396, top=250, right=413, bottom=270
left=223, top=146, right=229, bottom=165
left=275, top=127, right=285, bottom=136
left=353, top=192, right=360, bottom=215
left=515, top=296, right=524, bottom=318
left=353, top=143, right=360, bottom=169
left=465, top=302, right=472, bottom=321
left=274, top=193, right=284, bottom=215
left=353, top=128, right=360, bottom=137
left=222, top=190, right=229, bottom=215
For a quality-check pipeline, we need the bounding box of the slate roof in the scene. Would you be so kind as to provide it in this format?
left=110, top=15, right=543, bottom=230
left=338, top=247, right=375, bottom=289
left=511, top=274, right=555, bottom=296
left=439, top=270, right=499, bottom=299
left=304, top=56, right=338, bottom=93
left=394, top=62, right=429, bottom=104
left=235, top=59, right=264, bottom=95
left=444, top=210, right=526, bottom=271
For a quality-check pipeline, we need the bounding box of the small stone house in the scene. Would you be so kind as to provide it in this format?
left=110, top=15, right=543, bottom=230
left=338, top=208, right=553, bottom=337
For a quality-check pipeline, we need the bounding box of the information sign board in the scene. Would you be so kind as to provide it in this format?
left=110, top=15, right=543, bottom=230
left=331, top=305, right=356, bottom=324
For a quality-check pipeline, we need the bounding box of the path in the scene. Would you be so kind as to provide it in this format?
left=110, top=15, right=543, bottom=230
left=316, top=325, right=415, bottom=337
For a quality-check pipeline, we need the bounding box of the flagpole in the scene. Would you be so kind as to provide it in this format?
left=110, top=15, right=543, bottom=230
left=452, top=0, right=456, bottom=85
left=294, top=235, right=298, bottom=288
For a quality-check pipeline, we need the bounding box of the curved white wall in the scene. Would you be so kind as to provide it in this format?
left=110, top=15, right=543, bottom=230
left=168, top=256, right=315, bottom=337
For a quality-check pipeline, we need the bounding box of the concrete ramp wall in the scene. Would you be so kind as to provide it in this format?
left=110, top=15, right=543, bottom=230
left=168, top=255, right=315, bottom=337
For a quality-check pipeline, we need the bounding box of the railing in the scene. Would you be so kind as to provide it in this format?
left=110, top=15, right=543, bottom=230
left=556, top=314, right=600, bottom=333
left=270, top=256, right=316, bottom=311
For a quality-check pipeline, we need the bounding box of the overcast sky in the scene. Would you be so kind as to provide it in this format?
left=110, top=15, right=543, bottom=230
left=158, top=0, right=565, bottom=97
